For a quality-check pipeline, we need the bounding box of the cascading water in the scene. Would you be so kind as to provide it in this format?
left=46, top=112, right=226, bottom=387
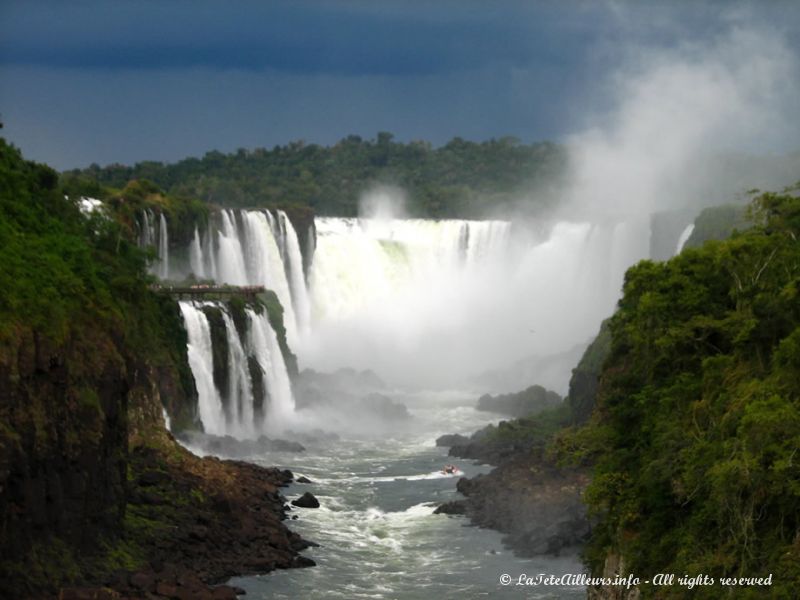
left=278, top=210, right=312, bottom=336
left=178, top=300, right=295, bottom=438
left=217, top=210, right=249, bottom=285
left=179, top=302, right=226, bottom=436
left=184, top=209, right=301, bottom=347
left=298, top=215, right=649, bottom=389
left=138, top=209, right=170, bottom=279
left=221, top=309, right=256, bottom=434
left=239, top=210, right=298, bottom=345
left=246, top=307, right=295, bottom=427
left=139, top=208, right=155, bottom=248
left=158, top=213, right=169, bottom=279
left=172, top=210, right=654, bottom=390
left=676, top=223, right=695, bottom=254
left=305, top=217, right=511, bottom=322
left=189, top=227, right=205, bottom=278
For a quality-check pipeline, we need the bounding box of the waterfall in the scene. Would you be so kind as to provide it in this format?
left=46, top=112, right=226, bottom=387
left=179, top=302, right=226, bottom=436
left=179, top=300, right=296, bottom=438
left=158, top=213, right=169, bottom=279
left=174, top=209, right=652, bottom=389
left=189, top=227, right=205, bottom=278
left=137, top=209, right=170, bottom=279
left=139, top=209, right=156, bottom=248
left=220, top=310, right=255, bottom=437
left=182, top=209, right=302, bottom=346
left=217, top=210, right=249, bottom=285
left=301, top=215, right=651, bottom=388
left=246, top=307, right=295, bottom=428
left=279, top=210, right=312, bottom=336
left=675, top=223, right=695, bottom=254
left=239, top=210, right=298, bottom=345
left=306, top=217, right=511, bottom=323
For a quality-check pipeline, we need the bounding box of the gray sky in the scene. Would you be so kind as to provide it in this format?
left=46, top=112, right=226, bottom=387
left=1, top=0, right=798, bottom=170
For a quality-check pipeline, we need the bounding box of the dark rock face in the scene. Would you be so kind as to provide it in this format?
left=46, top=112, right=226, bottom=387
left=291, top=492, right=320, bottom=509
left=0, top=327, right=129, bottom=595
left=451, top=457, right=590, bottom=557
left=0, top=321, right=313, bottom=597
left=296, top=476, right=313, bottom=484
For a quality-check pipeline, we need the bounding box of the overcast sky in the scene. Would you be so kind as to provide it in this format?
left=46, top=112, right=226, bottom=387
left=1, top=0, right=798, bottom=170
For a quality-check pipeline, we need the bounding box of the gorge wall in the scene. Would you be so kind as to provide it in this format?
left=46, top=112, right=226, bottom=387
left=0, top=142, right=312, bottom=597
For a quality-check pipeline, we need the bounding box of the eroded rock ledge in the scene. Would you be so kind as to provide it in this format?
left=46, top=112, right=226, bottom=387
left=435, top=432, right=590, bottom=557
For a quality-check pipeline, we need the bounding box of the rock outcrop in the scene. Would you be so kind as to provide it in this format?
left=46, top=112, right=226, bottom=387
left=291, top=492, right=320, bottom=509
left=444, top=455, right=590, bottom=556
left=476, top=384, right=561, bottom=418
left=437, top=426, right=590, bottom=557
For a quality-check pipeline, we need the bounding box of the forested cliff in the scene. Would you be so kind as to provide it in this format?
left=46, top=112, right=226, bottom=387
left=562, top=188, right=800, bottom=598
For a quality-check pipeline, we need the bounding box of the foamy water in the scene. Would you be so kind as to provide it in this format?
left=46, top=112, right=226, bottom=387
left=222, top=390, right=587, bottom=599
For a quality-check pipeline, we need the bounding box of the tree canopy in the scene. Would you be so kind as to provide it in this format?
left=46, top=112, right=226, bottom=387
left=63, top=134, right=567, bottom=218
left=564, top=186, right=800, bottom=597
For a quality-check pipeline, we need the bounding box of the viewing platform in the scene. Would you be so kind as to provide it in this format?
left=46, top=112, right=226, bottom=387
left=151, top=284, right=266, bottom=300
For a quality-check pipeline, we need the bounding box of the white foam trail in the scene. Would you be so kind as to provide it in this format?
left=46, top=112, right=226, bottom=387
left=369, top=471, right=462, bottom=482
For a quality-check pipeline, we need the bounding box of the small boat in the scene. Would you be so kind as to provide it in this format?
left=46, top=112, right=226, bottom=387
left=441, top=464, right=462, bottom=475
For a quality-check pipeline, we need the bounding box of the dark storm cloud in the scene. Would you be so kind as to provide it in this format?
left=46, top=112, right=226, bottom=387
left=0, top=1, right=605, bottom=75
left=0, top=0, right=797, bottom=169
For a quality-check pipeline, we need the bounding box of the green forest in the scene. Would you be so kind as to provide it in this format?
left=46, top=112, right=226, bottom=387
left=62, top=133, right=567, bottom=218
left=558, top=187, right=800, bottom=597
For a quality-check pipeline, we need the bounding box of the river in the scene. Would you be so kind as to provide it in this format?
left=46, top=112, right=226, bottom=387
left=208, top=389, right=588, bottom=599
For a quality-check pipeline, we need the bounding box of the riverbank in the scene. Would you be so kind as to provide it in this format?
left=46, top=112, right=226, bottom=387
left=57, top=437, right=315, bottom=600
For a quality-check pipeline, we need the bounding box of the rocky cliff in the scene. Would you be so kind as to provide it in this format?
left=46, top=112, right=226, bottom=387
left=0, top=139, right=312, bottom=598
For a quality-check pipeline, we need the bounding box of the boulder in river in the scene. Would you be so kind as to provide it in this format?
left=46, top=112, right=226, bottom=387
left=292, top=492, right=320, bottom=508
left=433, top=501, right=467, bottom=515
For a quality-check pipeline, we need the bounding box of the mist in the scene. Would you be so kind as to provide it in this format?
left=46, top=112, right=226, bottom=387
left=294, top=22, right=800, bottom=394
left=562, top=24, right=799, bottom=220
